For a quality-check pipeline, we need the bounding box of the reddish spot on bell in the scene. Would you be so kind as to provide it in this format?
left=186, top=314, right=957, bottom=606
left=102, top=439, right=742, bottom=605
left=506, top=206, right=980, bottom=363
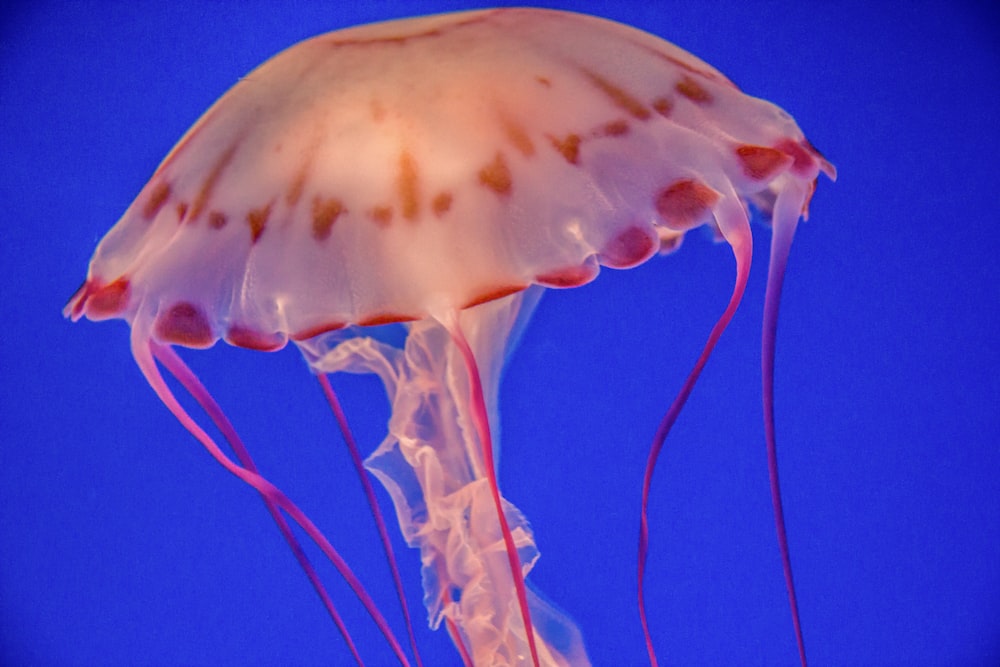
left=549, top=133, right=582, bottom=165
left=143, top=182, right=171, bottom=220
left=735, top=144, right=791, bottom=180
left=190, top=142, right=239, bottom=221
left=599, top=119, right=629, bottom=137
left=247, top=203, right=272, bottom=243
left=155, top=302, right=214, bottom=348
left=462, top=283, right=527, bottom=309
left=433, top=192, right=453, bottom=217
left=226, top=325, right=287, bottom=351
left=774, top=138, right=814, bottom=175
left=478, top=152, right=512, bottom=195
left=312, top=197, right=344, bottom=240
left=501, top=115, right=536, bottom=157
left=584, top=70, right=651, bottom=120
left=599, top=225, right=657, bottom=268
left=398, top=151, right=420, bottom=220
left=652, top=96, right=673, bottom=117
left=358, top=312, right=417, bottom=327
left=536, top=261, right=599, bottom=288
left=208, top=211, right=227, bottom=229
left=370, top=206, right=393, bottom=226
left=291, top=320, right=347, bottom=342
left=675, top=76, right=712, bottom=104
left=655, top=179, right=721, bottom=230
left=287, top=166, right=308, bottom=206
left=86, top=278, right=131, bottom=317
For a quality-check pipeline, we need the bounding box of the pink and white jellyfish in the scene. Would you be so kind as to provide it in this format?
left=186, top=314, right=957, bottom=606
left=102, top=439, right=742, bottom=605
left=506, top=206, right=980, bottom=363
left=65, top=8, right=834, bottom=666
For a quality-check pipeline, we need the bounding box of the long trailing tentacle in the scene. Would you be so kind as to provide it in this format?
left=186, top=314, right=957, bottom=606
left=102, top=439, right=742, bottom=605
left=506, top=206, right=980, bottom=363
left=153, top=344, right=363, bottom=665
left=317, top=373, right=424, bottom=667
left=637, top=192, right=753, bottom=666
left=130, top=328, right=410, bottom=666
left=441, top=311, right=542, bottom=667
left=762, top=181, right=810, bottom=667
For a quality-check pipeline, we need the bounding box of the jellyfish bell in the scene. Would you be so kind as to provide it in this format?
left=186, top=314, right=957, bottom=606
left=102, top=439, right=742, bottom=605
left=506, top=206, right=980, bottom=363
left=65, top=7, right=833, bottom=667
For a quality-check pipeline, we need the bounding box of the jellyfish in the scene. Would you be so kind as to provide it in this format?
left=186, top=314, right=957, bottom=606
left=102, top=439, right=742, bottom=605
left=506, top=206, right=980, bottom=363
left=65, top=8, right=834, bottom=667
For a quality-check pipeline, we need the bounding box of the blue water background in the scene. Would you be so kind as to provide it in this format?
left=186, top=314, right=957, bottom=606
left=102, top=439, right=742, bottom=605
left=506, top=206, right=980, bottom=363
left=2, top=1, right=998, bottom=665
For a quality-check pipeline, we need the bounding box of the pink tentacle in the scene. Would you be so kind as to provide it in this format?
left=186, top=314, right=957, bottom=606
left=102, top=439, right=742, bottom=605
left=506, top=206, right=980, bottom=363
left=444, top=608, right=475, bottom=667
left=317, top=373, right=424, bottom=667
left=762, top=182, right=809, bottom=667
left=152, top=344, right=363, bottom=666
left=130, top=331, right=410, bottom=666
left=638, top=196, right=753, bottom=666
left=444, top=314, right=542, bottom=667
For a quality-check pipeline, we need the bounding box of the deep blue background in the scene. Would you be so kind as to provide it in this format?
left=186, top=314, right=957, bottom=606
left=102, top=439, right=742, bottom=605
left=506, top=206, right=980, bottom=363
left=2, top=1, right=998, bottom=665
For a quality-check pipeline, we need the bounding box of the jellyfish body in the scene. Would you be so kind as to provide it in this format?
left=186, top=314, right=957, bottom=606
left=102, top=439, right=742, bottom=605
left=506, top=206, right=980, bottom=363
left=66, top=8, right=834, bottom=666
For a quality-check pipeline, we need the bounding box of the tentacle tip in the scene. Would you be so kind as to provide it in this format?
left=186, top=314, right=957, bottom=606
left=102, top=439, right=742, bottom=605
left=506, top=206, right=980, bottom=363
left=822, top=161, right=838, bottom=182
